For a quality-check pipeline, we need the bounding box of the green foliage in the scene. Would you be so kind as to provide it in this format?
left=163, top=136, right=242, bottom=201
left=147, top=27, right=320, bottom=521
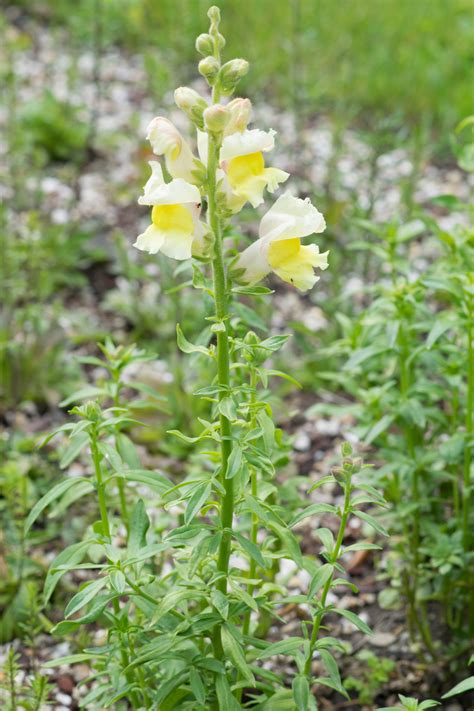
left=345, top=650, right=395, bottom=705
left=24, top=0, right=473, bottom=142
left=0, top=648, right=53, bottom=710
left=19, top=91, right=88, bottom=164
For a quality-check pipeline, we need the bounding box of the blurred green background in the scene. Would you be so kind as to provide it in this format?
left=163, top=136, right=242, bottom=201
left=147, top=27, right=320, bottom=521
left=20, top=0, right=474, bottom=147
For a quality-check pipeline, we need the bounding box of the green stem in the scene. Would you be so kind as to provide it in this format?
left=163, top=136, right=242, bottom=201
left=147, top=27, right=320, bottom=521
left=243, top=369, right=258, bottom=638
left=463, top=287, right=473, bottom=550
left=208, top=132, right=234, bottom=595
left=304, top=482, right=351, bottom=678
left=112, top=380, right=130, bottom=534
left=90, top=431, right=139, bottom=706
left=463, top=281, right=474, bottom=634
left=91, top=436, right=111, bottom=539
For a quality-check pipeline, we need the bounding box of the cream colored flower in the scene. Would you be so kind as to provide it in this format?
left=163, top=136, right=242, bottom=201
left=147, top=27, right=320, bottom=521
left=220, top=128, right=289, bottom=210
left=135, top=161, right=207, bottom=260
left=146, top=117, right=202, bottom=184
left=235, top=192, right=328, bottom=291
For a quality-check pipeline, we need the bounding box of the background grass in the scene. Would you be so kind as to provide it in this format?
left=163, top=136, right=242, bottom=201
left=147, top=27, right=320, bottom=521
left=24, top=0, right=474, bottom=148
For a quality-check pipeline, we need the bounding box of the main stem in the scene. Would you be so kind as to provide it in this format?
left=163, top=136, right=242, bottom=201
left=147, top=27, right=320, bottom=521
left=304, top=482, right=351, bottom=677
left=207, top=131, right=234, bottom=595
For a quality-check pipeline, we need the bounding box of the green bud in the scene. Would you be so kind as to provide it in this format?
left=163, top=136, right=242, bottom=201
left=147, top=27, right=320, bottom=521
left=341, top=441, right=353, bottom=457
left=195, top=33, right=214, bottom=56
left=198, top=56, right=220, bottom=85
left=244, top=331, right=259, bottom=346
left=216, top=32, right=226, bottom=50
left=174, top=86, right=207, bottom=129
left=203, top=104, right=229, bottom=133
left=84, top=401, right=101, bottom=422
left=331, top=466, right=347, bottom=485
left=218, top=58, right=249, bottom=96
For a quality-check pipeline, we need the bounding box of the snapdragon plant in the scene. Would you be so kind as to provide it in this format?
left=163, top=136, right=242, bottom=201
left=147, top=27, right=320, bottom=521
left=28, top=7, right=387, bottom=709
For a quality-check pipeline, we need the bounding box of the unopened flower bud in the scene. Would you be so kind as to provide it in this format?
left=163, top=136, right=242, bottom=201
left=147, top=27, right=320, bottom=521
left=198, top=56, right=220, bottom=85
left=207, top=5, right=221, bottom=26
left=204, top=104, right=229, bottom=133
left=331, top=466, right=346, bottom=485
left=225, top=97, right=252, bottom=134
left=216, top=32, right=226, bottom=50
left=341, top=441, right=353, bottom=457
left=174, top=87, right=207, bottom=129
left=195, top=33, right=214, bottom=56
left=244, top=331, right=259, bottom=346
left=218, top=58, right=249, bottom=96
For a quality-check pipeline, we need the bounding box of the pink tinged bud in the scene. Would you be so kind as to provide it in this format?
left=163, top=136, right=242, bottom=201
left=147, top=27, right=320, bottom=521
left=203, top=104, right=230, bottom=133
left=225, top=97, right=252, bottom=134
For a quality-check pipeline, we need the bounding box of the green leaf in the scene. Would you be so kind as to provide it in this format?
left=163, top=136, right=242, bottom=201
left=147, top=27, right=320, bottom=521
left=345, top=346, right=388, bottom=370
left=335, top=608, right=372, bottom=635
left=176, top=324, right=210, bottom=355
left=289, top=503, right=337, bottom=527
left=44, top=539, right=93, bottom=604
left=211, top=590, right=229, bottom=620
left=308, top=564, right=333, bottom=599
left=226, top=445, right=243, bottom=479
left=441, top=676, right=474, bottom=698
left=221, top=624, right=255, bottom=684
left=128, top=499, right=150, bottom=555
left=25, top=477, right=90, bottom=533
left=65, top=577, right=108, bottom=618
left=42, top=653, right=104, bottom=668
left=233, top=531, right=266, bottom=568
left=319, top=649, right=345, bottom=695
left=218, top=396, right=237, bottom=420
left=257, top=637, right=304, bottom=659
left=59, top=432, right=89, bottom=469
left=190, top=668, right=206, bottom=705
left=353, top=510, right=388, bottom=537
left=60, top=386, right=106, bottom=407
left=307, top=476, right=334, bottom=493
left=364, top=414, right=395, bottom=445
left=52, top=594, right=115, bottom=635
left=426, top=317, right=453, bottom=349
left=185, top=482, right=211, bottom=524
left=292, top=674, right=310, bottom=711
left=121, top=469, right=171, bottom=492
left=215, top=675, right=241, bottom=711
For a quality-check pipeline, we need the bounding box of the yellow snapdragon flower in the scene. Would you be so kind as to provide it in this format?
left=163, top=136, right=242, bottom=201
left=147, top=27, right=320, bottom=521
left=235, top=192, right=328, bottom=291
left=220, top=128, right=289, bottom=210
left=134, top=161, right=207, bottom=260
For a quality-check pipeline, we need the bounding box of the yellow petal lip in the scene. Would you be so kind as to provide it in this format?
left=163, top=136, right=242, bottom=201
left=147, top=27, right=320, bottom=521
left=151, top=204, right=194, bottom=234
left=227, top=151, right=265, bottom=189
left=268, top=238, right=329, bottom=291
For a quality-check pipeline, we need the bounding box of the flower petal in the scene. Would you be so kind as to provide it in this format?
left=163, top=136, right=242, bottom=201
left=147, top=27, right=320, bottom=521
left=268, top=240, right=329, bottom=291
left=147, top=117, right=200, bottom=182
left=259, top=192, right=326, bottom=242
left=234, top=238, right=271, bottom=285
left=220, top=128, right=276, bottom=161
left=134, top=224, right=165, bottom=254
left=139, top=168, right=201, bottom=206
